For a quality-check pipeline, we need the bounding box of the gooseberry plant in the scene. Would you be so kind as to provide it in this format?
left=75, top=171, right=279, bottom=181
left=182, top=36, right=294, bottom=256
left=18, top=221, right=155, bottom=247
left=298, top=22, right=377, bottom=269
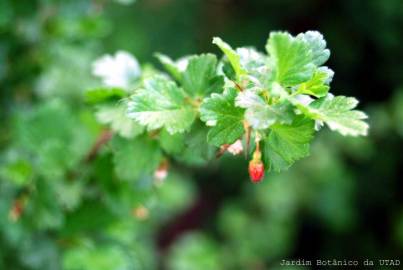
left=89, top=31, right=369, bottom=183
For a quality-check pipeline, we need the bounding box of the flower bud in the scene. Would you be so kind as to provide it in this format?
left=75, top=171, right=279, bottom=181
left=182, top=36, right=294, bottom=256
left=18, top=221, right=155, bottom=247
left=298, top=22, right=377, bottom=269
left=248, top=149, right=264, bottom=183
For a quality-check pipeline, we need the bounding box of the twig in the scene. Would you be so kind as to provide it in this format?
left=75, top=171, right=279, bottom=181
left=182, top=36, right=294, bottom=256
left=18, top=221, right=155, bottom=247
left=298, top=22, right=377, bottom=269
left=84, top=129, right=113, bottom=163
left=233, top=81, right=244, bottom=92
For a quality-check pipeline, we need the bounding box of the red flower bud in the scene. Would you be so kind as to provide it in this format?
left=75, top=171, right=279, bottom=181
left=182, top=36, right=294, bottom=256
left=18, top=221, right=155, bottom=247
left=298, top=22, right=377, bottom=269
left=248, top=149, right=264, bottom=183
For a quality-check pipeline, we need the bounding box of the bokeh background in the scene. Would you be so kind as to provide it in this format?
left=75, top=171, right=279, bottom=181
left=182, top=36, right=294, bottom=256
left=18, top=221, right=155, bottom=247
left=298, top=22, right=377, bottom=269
left=1, top=0, right=403, bottom=269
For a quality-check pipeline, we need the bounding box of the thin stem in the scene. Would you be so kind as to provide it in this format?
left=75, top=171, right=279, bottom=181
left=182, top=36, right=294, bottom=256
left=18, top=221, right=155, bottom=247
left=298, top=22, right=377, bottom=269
left=84, top=129, right=113, bottom=163
left=233, top=81, right=244, bottom=92
left=255, top=131, right=261, bottom=153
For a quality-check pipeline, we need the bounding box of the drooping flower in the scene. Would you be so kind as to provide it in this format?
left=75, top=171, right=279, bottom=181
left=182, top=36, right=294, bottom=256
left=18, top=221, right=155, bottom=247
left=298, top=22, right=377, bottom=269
left=248, top=136, right=265, bottom=184
left=249, top=150, right=265, bottom=183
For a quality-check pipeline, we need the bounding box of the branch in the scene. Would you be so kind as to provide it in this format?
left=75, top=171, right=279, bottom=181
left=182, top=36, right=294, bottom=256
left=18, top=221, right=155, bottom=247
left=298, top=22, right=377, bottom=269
left=84, top=129, right=113, bottom=162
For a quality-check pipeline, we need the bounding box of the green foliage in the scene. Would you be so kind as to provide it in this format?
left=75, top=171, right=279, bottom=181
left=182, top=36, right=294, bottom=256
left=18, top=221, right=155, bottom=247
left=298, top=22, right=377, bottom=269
left=111, top=136, right=162, bottom=181
left=264, top=116, right=315, bottom=172
left=155, top=53, right=190, bottom=82
left=182, top=54, right=223, bottom=96
left=127, top=75, right=197, bottom=134
left=212, top=37, right=246, bottom=78
left=235, top=91, right=294, bottom=129
left=296, top=68, right=333, bottom=97
left=200, top=88, right=245, bottom=146
left=159, top=129, right=185, bottom=155
left=297, top=30, right=330, bottom=66
left=195, top=31, right=368, bottom=171
left=167, top=233, right=221, bottom=270
left=63, top=244, right=131, bottom=270
left=85, top=87, right=126, bottom=104
left=3, top=1, right=392, bottom=268
left=266, top=32, right=315, bottom=86
left=309, top=96, right=369, bottom=136
left=113, top=30, right=367, bottom=173
left=95, top=103, right=144, bottom=139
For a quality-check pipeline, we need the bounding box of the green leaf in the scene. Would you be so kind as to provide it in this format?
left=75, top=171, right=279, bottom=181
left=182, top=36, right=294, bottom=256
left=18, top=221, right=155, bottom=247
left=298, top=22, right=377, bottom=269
left=159, top=128, right=185, bottom=155
left=206, top=118, right=245, bottom=147
left=167, top=233, right=221, bottom=270
left=63, top=244, right=131, bottom=270
left=95, top=103, right=144, bottom=139
left=62, top=201, right=116, bottom=235
left=177, top=122, right=215, bottom=166
left=182, top=54, right=224, bottom=96
left=264, top=116, right=315, bottom=172
left=0, top=158, right=33, bottom=186
left=157, top=172, right=196, bottom=215
left=236, top=47, right=267, bottom=80
left=85, top=87, right=126, bottom=104
left=248, top=102, right=294, bottom=130
left=14, top=100, right=95, bottom=178
left=111, top=136, right=162, bottom=181
left=235, top=91, right=294, bottom=129
left=296, top=68, right=333, bottom=97
left=155, top=53, right=190, bottom=81
left=127, top=75, right=196, bottom=134
left=29, top=178, right=65, bottom=229
left=266, top=32, right=315, bottom=86
left=212, top=37, right=246, bottom=79
left=309, top=95, right=369, bottom=136
left=297, top=31, right=330, bottom=66
left=52, top=180, right=85, bottom=211
left=200, top=88, right=245, bottom=146
left=221, top=58, right=237, bottom=81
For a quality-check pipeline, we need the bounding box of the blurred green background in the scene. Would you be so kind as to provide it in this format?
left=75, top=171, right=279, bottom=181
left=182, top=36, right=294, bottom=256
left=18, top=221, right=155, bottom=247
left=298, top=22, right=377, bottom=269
left=1, top=0, right=402, bottom=269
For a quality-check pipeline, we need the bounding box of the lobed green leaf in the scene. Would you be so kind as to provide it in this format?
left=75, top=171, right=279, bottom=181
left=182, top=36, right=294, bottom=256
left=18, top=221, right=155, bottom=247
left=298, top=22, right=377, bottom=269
left=127, top=75, right=196, bottom=134
left=111, top=136, right=162, bottom=181
left=297, top=31, right=330, bottom=66
left=266, top=32, right=315, bottom=86
left=264, top=116, right=315, bottom=172
left=309, top=95, right=369, bottom=136
left=200, top=88, right=245, bottom=146
left=182, top=54, right=224, bottom=97
left=213, top=37, right=247, bottom=79
left=296, top=68, right=333, bottom=97
left=95, top=103, right=144, bottom=139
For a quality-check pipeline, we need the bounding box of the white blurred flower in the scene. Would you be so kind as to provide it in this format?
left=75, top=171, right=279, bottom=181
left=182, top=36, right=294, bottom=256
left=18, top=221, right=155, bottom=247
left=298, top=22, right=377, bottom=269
left=92, top=51, right=141, bottom=89
left=227, top=140, right=243, bottom=155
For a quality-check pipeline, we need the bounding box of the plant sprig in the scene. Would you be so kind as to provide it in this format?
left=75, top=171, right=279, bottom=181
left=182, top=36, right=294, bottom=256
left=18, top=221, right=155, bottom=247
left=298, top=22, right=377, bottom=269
left=88, top=30, right=369, bottom=182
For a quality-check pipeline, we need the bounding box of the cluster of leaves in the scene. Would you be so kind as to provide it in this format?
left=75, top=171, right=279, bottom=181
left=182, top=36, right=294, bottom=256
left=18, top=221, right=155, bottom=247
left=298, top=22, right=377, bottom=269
left=3, top=0, right=403, bottom=267
left=94, top=30, right=369, bottom=176
left=0, top=1, right=196, bottom=269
